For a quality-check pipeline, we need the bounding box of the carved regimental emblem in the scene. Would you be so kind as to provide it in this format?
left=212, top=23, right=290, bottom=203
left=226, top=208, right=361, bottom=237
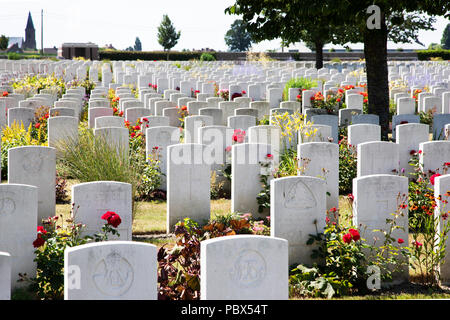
left=230, top=250, right=266, bottom=288
left=92, top=251, right=134, bottom=297
left=283, top=180, right=317, bottom=209
left=0, top=193, right=16, bottom=215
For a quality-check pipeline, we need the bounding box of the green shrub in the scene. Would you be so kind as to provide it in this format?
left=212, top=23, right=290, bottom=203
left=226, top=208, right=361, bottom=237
left=283, top=77, right=317, bottom=101
left=7, top=52, right=21, bottom=60
left=99, top=50, right=215, bottom=61
left=56, top=126, right=140, bottom=214
left=416, top=49, right=450, bottom=61
left=200, top=52, right=216, bottom=61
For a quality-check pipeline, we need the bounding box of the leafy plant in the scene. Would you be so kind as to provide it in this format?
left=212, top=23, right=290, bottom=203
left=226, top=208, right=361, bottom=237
left=283, top=77, right=317, bottom=102
left=1, top=122, right=43, bottom=180
left=200, top=52, right=216, bottom=61
left=55, top=175, right=69, bottom=204
left=407, top=152, right=450, bottom=285
left=158, top=214, right=268, bottom=300
left=338, top=137, right=357, bottom=194
left=291, top=201, right=410, bottom=299
left=20, top=208, right=122, bottom=300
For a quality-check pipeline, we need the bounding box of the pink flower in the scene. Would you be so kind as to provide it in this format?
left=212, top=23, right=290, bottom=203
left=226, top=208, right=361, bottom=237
left=413, top=240, right=423, bottom=249
left=225, top=146, right=232, bottom=152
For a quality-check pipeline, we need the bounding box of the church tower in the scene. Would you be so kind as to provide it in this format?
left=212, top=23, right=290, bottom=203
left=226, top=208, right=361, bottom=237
left=23, top=12, right=36, bottom=50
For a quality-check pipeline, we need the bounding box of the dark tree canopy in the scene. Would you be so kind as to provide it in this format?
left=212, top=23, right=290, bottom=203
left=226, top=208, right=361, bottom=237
left=442, top=23, right=450, bottom=49
left=225, top=0, right=450, bottom=139
left=0, top=35, right=8, bottom=51
left=224, top=19, right=253, bottom=52
left=134, top=37, right=142, bottom=51
left=157, top=14, right=181, bottom=52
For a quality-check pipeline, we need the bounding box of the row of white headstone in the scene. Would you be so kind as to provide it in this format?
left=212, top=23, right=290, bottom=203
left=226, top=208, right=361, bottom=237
left=2, top=170, right=450, bottom=300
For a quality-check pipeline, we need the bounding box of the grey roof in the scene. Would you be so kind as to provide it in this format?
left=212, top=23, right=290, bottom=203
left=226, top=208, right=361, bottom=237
left=8, top=37, right=24, bottom=48
left=61, top=42, right=98, bottom=48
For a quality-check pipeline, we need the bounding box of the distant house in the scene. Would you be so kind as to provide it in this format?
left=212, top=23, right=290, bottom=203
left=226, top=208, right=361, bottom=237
left=7, top=37, right=24, bottom=49
left=6, top=43, right=23, bottom=53
left=59, top=43, right=99, bottom=60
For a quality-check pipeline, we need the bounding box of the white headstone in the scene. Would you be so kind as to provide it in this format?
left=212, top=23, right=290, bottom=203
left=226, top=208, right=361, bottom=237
left=64, top=241, right=157, bottom=300
left=200, top=235, right=288, bottom=300
left=167, top=144, right=210, bottom=231
left=270, top=176, right=326, bottom=265
left=8, top=146, right=56, bottom=223
left=72, top=181, right=133, bottom=240
left=0, top=184, right=37, bottom=289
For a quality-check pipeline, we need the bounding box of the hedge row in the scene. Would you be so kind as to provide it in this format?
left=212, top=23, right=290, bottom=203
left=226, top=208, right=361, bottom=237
left=98, top=50, right=216, bottom=61
left=416, top=49, right=450, bottom=61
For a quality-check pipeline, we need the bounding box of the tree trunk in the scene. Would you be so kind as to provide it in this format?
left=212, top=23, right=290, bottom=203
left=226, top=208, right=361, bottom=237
left=315, top=41, right=324, bottom=70
left=167, top=50, right=170, bottom=61
left=364, top=12, right=389, bottom=140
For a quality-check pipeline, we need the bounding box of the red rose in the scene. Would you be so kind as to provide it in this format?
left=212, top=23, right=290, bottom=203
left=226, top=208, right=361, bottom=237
left=34, top=123, right=41, bottom=129
left=33, top=237, right=45, bottom=248
left=101, top=211, right=114, bottom=220
left=101, top=211, right=122, bottom=228
left=397, top=238, right=404, bottom=244
left=343, top=233, right=352, bottom=244
left=108, top=214, right=121, bottom=228
left=130, top=132, right=136, bottom=138
left=142, top=118, right=148, bottom=122
left=134, top=125, right=141, bottom=130
left=430, top=173, right=441, bottom=186
left=266, top=154, right=273, bottom=159
left=410, top=150, right=416, bottom=155
left=2, top=91, right=8, bottom=97
left=413, top=240, right=423, bottom=249
left=349, top=228, right=360, bottom=241
left=37, top=226, right=47, bottom=235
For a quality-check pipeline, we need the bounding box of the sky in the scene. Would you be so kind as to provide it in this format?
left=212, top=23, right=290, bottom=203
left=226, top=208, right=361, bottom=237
left=0, top=0, right=448, bottom=52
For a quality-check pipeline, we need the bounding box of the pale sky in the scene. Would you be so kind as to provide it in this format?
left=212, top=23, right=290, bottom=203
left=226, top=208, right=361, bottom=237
left=0, top=0, right=448, bottom=52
